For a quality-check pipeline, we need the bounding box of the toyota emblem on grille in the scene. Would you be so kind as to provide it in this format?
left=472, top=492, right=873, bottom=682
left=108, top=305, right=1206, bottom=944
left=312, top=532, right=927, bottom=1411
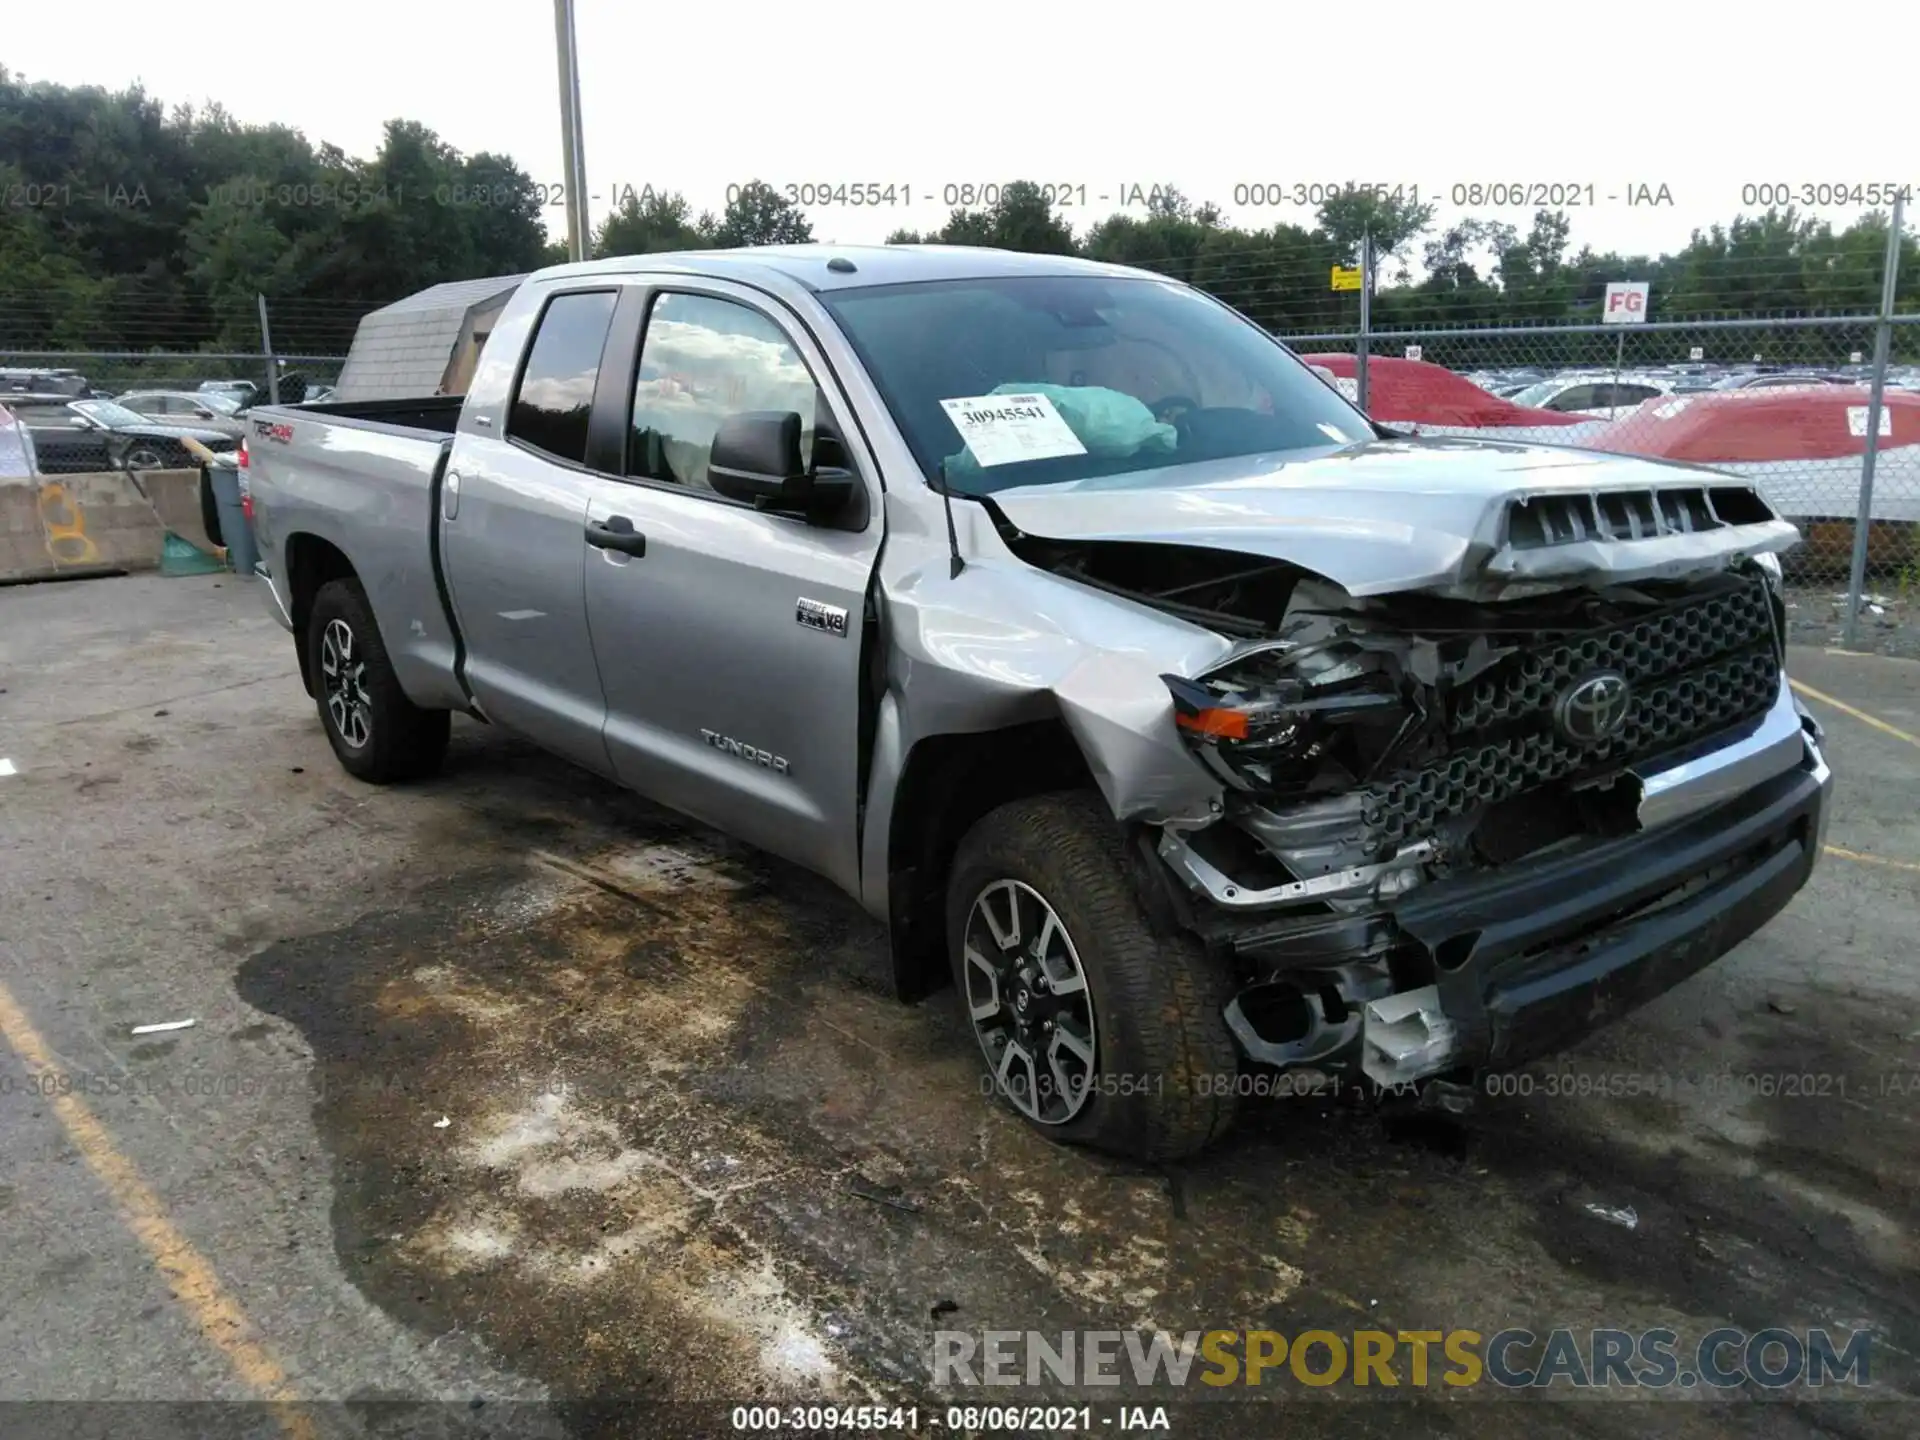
left=1554, top=671, right=1632, bottom=745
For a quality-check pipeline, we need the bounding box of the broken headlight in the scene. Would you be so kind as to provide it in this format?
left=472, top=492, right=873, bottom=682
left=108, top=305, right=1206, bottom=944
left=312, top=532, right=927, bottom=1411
left=1163, top=644, right=1410, bottom=797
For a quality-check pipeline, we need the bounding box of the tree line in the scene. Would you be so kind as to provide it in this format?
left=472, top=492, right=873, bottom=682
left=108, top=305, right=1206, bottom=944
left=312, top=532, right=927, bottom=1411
left=3, top=68, right=1914, bottom=360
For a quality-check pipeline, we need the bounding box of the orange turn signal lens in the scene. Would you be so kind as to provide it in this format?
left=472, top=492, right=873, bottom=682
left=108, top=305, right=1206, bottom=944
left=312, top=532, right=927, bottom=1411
left=1175, top=707, right=1249, bottom=741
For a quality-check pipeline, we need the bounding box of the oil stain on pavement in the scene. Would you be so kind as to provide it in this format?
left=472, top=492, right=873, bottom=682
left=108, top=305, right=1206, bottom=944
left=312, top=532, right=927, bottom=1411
left=234, top=757, right=1920, bottom=1438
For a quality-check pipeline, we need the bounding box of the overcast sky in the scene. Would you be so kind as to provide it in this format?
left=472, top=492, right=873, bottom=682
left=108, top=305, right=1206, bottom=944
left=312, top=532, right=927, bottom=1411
left=10, top=0, right=1913, bottom=265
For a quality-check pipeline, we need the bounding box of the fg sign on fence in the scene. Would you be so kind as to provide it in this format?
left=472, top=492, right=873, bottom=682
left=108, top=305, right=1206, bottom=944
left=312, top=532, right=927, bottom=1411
left=1603, top=282, right=1650, bottom=324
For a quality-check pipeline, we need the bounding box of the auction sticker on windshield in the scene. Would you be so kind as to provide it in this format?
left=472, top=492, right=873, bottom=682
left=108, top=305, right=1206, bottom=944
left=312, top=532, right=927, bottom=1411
left=940, top=394, right=1087, bottom=467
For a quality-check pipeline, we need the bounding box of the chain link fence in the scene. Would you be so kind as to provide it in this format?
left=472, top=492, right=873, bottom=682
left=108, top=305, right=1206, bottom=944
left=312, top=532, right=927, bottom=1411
left=1267, top=318, right=1920, bottom=653
left=0, top=285, right=365, bottom=475
left=1304, top=333, right=1917, bottom=656
left=8, top=247, right=1919, bottom=650
left=1, top=349, right=346, bottom=476
left=1222, top=217, right=1920, bottom=654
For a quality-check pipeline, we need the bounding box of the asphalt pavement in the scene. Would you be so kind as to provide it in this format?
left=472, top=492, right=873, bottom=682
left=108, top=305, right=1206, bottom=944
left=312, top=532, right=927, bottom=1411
left=1, top=573, right=1916, bottom=1439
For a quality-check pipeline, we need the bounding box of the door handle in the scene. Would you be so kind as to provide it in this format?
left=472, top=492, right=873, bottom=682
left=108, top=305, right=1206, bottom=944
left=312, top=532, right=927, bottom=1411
left=585, top=514, right=647, bottom=556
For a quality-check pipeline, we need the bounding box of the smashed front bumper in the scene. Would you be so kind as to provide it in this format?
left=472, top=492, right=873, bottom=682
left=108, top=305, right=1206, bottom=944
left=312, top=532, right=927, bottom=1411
left=1191, top=686, right=1832, bottom=1089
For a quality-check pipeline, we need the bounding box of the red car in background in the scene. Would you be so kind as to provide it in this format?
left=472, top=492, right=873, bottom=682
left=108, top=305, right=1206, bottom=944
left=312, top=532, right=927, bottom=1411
left=1300, top=354, right=1608, bottom=444
left=1588, top=387, right=1920, bottom=523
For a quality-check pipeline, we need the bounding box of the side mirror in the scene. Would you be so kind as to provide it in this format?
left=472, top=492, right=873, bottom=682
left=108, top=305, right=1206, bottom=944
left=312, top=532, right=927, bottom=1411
left=708, top=410, right=854, bottom=520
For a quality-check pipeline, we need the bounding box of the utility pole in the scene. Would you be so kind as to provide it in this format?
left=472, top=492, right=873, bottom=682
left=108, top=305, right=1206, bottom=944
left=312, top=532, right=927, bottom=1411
left=553, top=0, right=591, bottom=262
left=1356, top=233, right=1373, bottom=414
left=257, top=294, right=279, bottom=405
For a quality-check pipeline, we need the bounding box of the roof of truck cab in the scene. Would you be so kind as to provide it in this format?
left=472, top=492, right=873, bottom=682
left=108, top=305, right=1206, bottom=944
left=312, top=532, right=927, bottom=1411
left=531, top=245, right=1157, bottom=293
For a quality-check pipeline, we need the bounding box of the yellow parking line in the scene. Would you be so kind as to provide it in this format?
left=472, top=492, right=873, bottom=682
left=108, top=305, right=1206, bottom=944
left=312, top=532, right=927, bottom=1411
left=0, top=981, right=316, bottom=1440
left=1825, top=844, right=1920, bottom=875
left=1789, top=678, right=1920, bottom=750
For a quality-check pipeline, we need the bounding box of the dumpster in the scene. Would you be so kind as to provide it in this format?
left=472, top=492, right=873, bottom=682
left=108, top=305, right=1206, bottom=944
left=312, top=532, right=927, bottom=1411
left=205, top=462, right=257, bottom=577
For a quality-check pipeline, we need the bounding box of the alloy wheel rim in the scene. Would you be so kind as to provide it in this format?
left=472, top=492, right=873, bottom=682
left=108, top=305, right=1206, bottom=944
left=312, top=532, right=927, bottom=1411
left=126, top=447, right=164, bottom=470
left=963, top=879, right=1098, bottom=1125
left=319, top=618, right=372, bottom=749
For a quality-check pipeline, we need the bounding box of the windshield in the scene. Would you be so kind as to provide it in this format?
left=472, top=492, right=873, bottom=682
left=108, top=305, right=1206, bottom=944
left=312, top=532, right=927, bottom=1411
left=821, top=276, right=1370, bottom=496
left=190, top=391, right=242, bottom=414
left=73, top=399, right=146, bottom=427
left=1508, top=381, right=1563, bottom=407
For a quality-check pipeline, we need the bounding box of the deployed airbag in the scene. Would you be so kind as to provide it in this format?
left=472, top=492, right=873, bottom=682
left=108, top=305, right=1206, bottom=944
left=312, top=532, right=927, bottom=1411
left=944, top=383, right=1177, bottom=480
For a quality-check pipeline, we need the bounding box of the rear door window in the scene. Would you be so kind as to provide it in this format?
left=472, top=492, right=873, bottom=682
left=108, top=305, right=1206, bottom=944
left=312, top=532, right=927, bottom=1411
left=507, top=290, right=619, bottom=465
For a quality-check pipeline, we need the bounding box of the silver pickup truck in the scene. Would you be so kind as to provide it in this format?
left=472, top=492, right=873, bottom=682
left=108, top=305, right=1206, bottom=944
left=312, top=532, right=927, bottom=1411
left=247, top=245, right=1832, bottom=1160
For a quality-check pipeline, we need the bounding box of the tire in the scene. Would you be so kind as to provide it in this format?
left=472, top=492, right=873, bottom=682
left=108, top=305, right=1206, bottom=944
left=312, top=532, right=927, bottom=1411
left=946, top=791, right=1240, bottom=1162
left=307, top=578, right=450, bottom=783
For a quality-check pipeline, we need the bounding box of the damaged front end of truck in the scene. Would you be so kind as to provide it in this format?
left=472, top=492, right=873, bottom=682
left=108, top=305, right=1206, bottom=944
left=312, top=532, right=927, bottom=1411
left=997, top=475, right=1832, bottom=1101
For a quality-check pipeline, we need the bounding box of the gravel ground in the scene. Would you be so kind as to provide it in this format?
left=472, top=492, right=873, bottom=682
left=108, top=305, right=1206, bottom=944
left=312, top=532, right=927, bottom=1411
left=1785, top=582, right=1920, bottom=659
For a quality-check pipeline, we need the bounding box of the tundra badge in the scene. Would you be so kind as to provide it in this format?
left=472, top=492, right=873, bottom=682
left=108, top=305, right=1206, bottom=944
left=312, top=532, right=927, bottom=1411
left=796, top=597, right=850, bottom=637
left=701, top=729, right=790, bottom=775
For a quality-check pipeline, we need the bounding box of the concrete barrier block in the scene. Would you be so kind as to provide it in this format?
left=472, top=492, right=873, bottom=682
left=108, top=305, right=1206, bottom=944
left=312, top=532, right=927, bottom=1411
left=132, top=468, right=220, bottom=554
left=0, top=471, right=169, bottom=584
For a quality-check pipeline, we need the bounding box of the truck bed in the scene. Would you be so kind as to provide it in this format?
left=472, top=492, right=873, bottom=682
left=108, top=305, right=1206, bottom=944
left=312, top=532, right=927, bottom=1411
left=280, top=395, right=466, bottom=435
left=246, top=396, right=469, bottom=714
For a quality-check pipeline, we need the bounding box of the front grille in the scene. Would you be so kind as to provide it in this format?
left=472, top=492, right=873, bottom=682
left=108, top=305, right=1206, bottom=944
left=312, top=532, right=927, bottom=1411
left=1359, top=577, right=1779, bottom=854
left=1450, top=577, right=1775, bottom=732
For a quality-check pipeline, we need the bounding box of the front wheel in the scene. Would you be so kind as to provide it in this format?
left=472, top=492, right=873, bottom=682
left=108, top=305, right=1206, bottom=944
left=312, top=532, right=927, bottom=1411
left=307, top=578, right=449, bottom=783
left=946, top=792, right=1240, bottom=1162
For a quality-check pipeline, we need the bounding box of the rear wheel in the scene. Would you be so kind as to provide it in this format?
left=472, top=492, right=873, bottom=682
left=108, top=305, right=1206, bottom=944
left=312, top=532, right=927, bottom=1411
left=946, top=791, right=1240, bottom=1162
left=307, top=578, right=449, bottom=783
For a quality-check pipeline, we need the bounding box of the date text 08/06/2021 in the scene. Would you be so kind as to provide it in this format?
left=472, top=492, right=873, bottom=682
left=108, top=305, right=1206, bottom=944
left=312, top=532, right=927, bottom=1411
left=727, top=1405, right=1164, bottom=1433
left=28, top=178, right=1919, bottom=215
left=562, top=177, right=1908, bottom=211
left=709, top=181, right=1679, bottom=210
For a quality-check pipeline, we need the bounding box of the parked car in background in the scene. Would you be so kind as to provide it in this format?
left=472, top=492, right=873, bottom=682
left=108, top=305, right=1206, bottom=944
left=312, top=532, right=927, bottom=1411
left=1591, top=386, right=1920, bottom=523
left=19, top=398, right=240, bottom=474
left=1298, top=353, right=1610, bottom=445
left=0, top=402, right=38, bottom=477
left=1507, top=374, right=1671, bottom=420
left=1711, top=372, right=1849, bottom=391
left=116, top=389, right=249, bottom=437
left=2, top=367, right=92, bottom=400
left=199, top=380, right=260, bottom=407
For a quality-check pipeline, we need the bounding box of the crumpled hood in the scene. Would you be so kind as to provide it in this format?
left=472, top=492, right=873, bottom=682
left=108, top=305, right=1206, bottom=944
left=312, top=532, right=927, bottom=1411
left=987, top=435, right=1801, bottom=598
